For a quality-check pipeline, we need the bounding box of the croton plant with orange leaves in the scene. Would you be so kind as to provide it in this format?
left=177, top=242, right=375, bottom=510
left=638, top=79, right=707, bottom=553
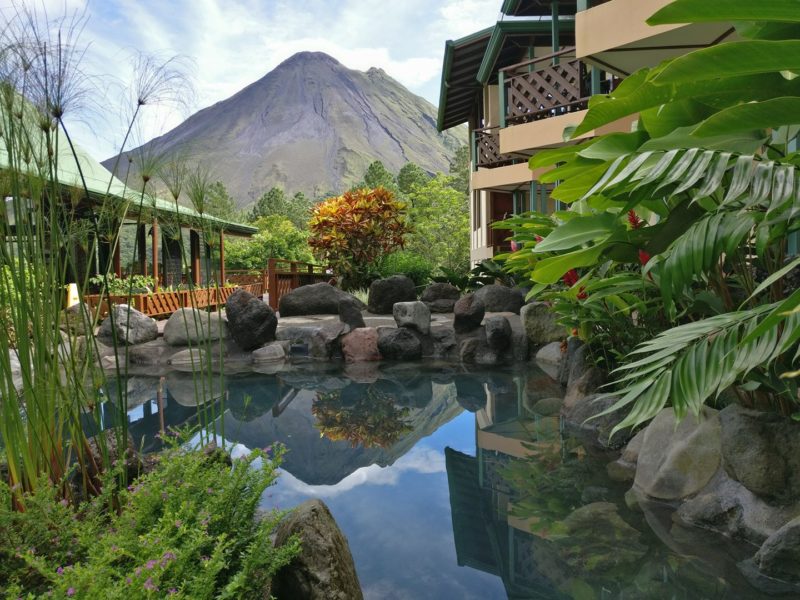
left=309, top=186, right=411, bottom=289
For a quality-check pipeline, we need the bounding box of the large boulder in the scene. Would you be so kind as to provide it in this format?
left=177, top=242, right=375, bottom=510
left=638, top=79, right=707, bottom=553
left=163, top=308, right=228, bottom=346
left=279, top=283, right=365, bottom=317
left=225, top=288, right=277, bottom=350
left=634, top=407, right=721, bottom=501
left=272, top=499, right=363, bottom=600
left=453, top=294, right=484, bottom=333
left=377, top=327, right=422, bottom=360
left=368, top=275, right=416, bottom=314
left=535, top=341, right=563, bottom=379
left=277, top=322, right=347, bottom=360
left=562, top=343, right=605, bottom=411
left=473, top=284, right=525, bottom=314
left=251, top=343, right=285, bottom=364
left=561, top=393, right=632, bottom=450
left=421, top=283, right=460, bottom=313
left=60, top=302, right=93, bottom=336
left=338, top=297, right=366, bottom=330
left=520, top=301, right=565, bottom=345
left=719, top=404, right=800, bottom=502
left=753, top=516, right=800, bottom=583
left=393, top=301, right=431, bottom=335
left=98, top=304, right=158, bottom=345
left=484, top=315, right=512, bottom=351
left=341, top=327, right=381, bottom=363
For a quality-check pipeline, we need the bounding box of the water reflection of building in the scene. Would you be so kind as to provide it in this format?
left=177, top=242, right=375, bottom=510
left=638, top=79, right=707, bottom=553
left=446, top=373, right=563, bottom=599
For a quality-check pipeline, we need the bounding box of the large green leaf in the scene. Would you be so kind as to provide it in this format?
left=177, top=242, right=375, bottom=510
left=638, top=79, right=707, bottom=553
left=649, top=0, right=800, bottom=25
left=531, top=244, right=607, bottom=284
left=693, top=97, right=800, bottom=137
left=533, top=213, right=620, bottom=253
left=639, top=127, right=765, bottom=155
left=654, top=41, right=800, bottom=84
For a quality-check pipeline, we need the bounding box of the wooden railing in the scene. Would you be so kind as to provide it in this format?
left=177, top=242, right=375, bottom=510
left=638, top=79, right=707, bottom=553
left=84, top=283, right=264, bottom=319
left=266, top=259, right=330, bottom=311
left=475, top=127, right=515, bottom=169
left=501, top=48, right=590, bottom=126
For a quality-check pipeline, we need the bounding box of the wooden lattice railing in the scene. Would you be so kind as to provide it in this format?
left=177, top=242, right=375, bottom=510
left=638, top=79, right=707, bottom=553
left=265, top=259, right=330, bottom=311
left=502, top=49, right=590, bottom=126
left=475, top=127, right=515, bottom=169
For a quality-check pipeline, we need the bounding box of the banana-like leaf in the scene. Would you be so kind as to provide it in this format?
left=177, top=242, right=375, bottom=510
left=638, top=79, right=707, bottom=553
left=531, top=244, right=607, bottom=284
left=654, top=41, right=800, bottom=84
left=693, top=97, right=800, bottom=137
left=649, top=0, right=800, bottom=25
left=533, top=212, right=620, bottom=253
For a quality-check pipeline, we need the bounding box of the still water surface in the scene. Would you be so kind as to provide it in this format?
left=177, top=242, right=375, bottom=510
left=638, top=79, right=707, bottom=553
left=111, top=362, right=767, bottom=600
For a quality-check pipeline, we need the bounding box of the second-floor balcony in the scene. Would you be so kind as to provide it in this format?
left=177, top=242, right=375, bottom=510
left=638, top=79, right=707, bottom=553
left=474, top=126, right=515, bottom=169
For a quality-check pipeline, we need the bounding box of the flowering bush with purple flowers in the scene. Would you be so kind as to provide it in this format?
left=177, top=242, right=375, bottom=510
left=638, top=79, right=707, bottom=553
left=0, top=445, right=300, bottom=598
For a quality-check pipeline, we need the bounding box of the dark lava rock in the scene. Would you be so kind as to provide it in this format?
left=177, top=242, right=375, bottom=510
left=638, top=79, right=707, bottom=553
left=279, top=283, right=365, bottom=317
left=753, top=516, right=800, bottom=584
left=473, top=284, right=525, bottom=314
left=377, top=327, right=422, bottom=360
left=484, top=315, right=512, bottom=351
left=421, top=282, right=460, bottom=313
left=272, top=499, right=363, bottom=600
left=367, top=275, right=416, bottom=314
left=338, top=297, right=366, bottom=329
left=225, top=288, right=277, bottom=350
left=98, top=304, right=158, bottom=345
left=453, top=293, right=485, bottom=333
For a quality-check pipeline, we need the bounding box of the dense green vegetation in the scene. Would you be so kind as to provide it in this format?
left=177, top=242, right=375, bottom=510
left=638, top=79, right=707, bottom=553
left=501, top=0, right=800, bottom=433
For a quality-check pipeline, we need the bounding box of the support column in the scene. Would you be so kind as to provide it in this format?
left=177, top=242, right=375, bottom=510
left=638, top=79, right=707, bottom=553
left=551, top=1, right=560, bottom=65
left=151, top=218, right=159, bottom=292
left=137, top=223, right=147, bottom=276
left=498, top=70, right=507, bottom=129
left=190, top=230, right=201, bottom=287
left=218, top=229, right=226, bottom=286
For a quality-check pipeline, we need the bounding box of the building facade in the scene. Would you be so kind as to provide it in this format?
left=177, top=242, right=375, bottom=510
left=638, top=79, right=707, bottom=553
left=437, top=0, right=736, bottom=264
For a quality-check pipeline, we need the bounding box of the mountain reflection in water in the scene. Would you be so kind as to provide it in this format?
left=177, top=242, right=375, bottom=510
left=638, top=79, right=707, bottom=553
left=104, top=362, right=769, bottom=600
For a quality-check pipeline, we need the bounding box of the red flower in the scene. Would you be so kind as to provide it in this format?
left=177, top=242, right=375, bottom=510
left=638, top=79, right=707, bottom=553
left=535, top=235, right=543, bottom=243
left=562, top=269, right=579, bottom=287
left=576, top=287, right=588, bottom=300
left=510, top=240, right=520, bottom=252
left=638, top=249, right=651, bottom=265
left=628, top=210, right=644, bottom=229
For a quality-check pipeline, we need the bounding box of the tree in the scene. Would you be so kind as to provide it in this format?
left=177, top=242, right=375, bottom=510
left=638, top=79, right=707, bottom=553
left=397, top=163, right=430, bottom=195
left=225, top=215, right=312, bottom=270
left=500, top=0, right=800, bottom=435
left=248, top=187, right=312, bottom=229
left=308, top=187, right=411, bottom=289
left=363, top=160, right=397, bottom=190
left=204, top=181, right=240, bottom=222
left=448, top=145, right=470, bottom=194
left=405, top=174, right=470, bottom=273
left=285, top=191, right=313, bottom=230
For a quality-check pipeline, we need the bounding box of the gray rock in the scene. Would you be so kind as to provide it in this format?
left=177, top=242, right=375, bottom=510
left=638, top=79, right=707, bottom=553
left=272, top=499, right=363, bottom=600
left=607, top=459, right=636, bottom=482
left=562, top=393, right=632, bottom=450
left=338, top=297, right=366, bottom=329
left=622, top=429, right=646, bottom=465
left=127, top=338, right=179, bottom=365
left=753, top=516, right=800, bottom=583
left=277, top=323, right=347, bottom=360
left=163, top=308, right=228, bottom=346
left=529, top=396, right=563, bottom=417
left=251, top=343, right=286, bottom=363
left=368, top=275, right=416, bottom=314
left=521, top=301, right=565, bottom=344
left=97, top=304, right=158, bottom=345
left=557, top=336, right=583, bottom=386
left=453, top=293, right=484, bottom=333
left=393, top=301, right=431, bottom=335
left=168, top=347, right=209, bottom=370
left=458, top=333, right=500, bottom=365
left=677, top=473, right=799, bottom=544
left=720, top=404, right=800, bottom=501
left=421, top=283, right=460, bottom=313
left=484, top=315, right=512, bottom=351
left=473, top=284, right=525, bottom=314
left=60, top=302, right=93, bottom=336
left=225, top=288, right=277, bottom=350
left=535, top=341, right=563, bottom=379
left=430, top=326, right=457, bottom=359
left=377, top=327, right=422, bottom=360
left=563, top=344, right=605, bottom=411
left=634, top=407, right=721, bottom=501
left=341, top=327, right=381, bottom=362
left=279, top=283, right=365, bottom=317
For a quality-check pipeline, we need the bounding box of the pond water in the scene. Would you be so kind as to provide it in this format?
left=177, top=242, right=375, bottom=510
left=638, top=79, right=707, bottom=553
left=107, top=362, right=769, bottom=600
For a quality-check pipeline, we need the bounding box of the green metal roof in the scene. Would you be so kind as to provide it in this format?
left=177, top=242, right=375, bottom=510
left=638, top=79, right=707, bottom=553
left=501, top=0, right=578, bottom=17
left=0, top=101, right=256, bottom=236
left=437, top=26, right=494, bottom=132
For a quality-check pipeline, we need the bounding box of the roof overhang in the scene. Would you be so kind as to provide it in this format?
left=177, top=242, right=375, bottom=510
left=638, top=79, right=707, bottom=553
left=502, top=0, right=578, bottom=18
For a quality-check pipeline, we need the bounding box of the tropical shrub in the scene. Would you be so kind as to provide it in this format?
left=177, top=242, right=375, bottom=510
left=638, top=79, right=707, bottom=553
left=501, top=0, right=800, bottom=433
left=225, top=215, right=313, bottom=270
left=308, top=186, right=411, bottom=290
left=88, top=273, right=156, bottom=295
left=378, top=251, right=434, bottom=287
left=0, top=444, right=300, bottom=599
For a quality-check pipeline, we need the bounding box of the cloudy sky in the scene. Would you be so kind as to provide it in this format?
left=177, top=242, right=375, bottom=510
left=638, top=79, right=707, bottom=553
left=8, top=0, right=500, bottom=159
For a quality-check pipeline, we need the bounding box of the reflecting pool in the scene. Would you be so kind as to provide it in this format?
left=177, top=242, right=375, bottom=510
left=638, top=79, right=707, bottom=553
left=106, top=362, right=770, bottom=599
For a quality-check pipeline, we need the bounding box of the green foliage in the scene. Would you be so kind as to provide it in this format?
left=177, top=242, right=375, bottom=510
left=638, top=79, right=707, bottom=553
left=88, top=273, right=156, bottom=295
left=378, top=251, right=434, bottom=288
left=448, top=145, right=470, bottom=195
left=0, top=445, right=300, bottom=599
left=362, top=160, right=397, bottom=191
left=396, top=163, right=430, bottom=195
left=502, top=0, right=800, bottom=433
left=248, top=187, right=312, bottom=229
left=225, top=215, right=312, bottom=270
left=405, top=174, right=470, bottom=273
left=308, top=187, right=411, bottom=290
left=203, top=181, right=240, bottom=222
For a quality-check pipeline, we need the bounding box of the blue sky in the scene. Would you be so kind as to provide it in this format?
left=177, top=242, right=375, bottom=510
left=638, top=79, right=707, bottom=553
left=10, top=0, right=500, bottom=160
